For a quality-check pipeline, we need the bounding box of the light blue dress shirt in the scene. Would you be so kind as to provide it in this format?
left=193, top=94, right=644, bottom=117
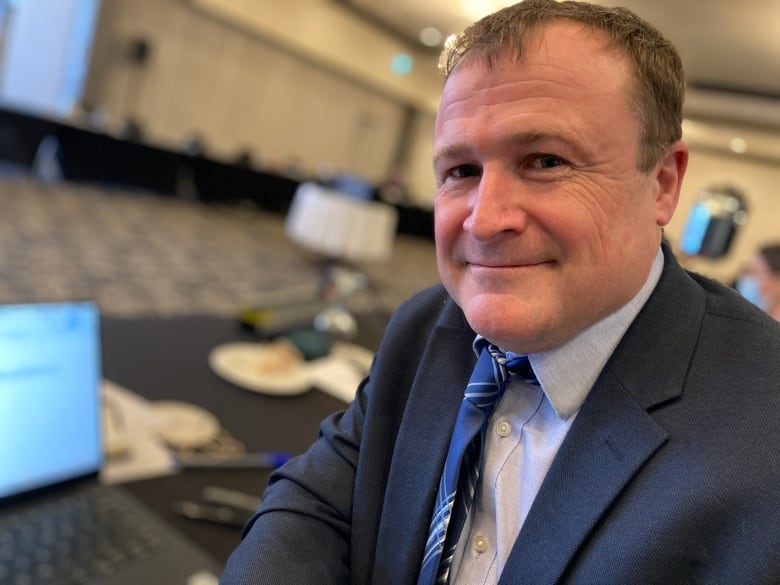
left=449, top=248, right=665, bottom=585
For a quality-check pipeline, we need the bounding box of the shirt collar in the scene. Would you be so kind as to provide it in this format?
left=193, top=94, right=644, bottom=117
left=498, top=247, right=665, bottom=420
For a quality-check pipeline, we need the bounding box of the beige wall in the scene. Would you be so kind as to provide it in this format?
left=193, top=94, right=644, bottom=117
left=83, top=0, right=436, bottom=196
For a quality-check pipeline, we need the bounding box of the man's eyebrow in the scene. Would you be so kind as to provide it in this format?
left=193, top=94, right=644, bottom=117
left=433, top=130, right=575, bottom=168
left=433, top=144, right=472, bottom=169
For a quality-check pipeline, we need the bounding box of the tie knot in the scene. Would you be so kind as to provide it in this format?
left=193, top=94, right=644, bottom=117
left=504, top=354, right=540, bottom=386
left=480, top=340, right=540, bottom=387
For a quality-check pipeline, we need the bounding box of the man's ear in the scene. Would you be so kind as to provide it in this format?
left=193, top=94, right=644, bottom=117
left=653, top=140, right=689, bottom=227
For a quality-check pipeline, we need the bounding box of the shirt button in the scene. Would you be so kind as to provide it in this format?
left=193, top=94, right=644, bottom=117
left=473, top=535, right=489, bottom=553
left=496, top=420, right=511, bottom=437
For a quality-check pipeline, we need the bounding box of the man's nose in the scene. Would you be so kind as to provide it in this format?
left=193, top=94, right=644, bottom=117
left=462, top=170, right=528, bottom=238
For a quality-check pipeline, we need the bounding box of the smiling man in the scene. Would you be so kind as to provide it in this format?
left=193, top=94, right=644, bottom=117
left=433, top=19, right=685, bottom=354
left=222, top=2, right=780, bottom=584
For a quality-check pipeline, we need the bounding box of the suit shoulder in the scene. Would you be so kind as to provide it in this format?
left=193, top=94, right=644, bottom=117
left=691, top=271, right=780, bottom=334
left=379, top=284, right=466, bottom=348
left=687, top=272, right=780, bottom=387
left=397, top=283, right=450, bottom=310
left=390, top=283, right=454, bottom=323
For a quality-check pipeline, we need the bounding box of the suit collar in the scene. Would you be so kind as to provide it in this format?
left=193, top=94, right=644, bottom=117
left=606, top=244, right=705, bottom=410
left=529, top=248, right=666, bottom=420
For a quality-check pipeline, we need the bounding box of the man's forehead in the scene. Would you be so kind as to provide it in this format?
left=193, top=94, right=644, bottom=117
left=437, top=33, right=629, bottom=118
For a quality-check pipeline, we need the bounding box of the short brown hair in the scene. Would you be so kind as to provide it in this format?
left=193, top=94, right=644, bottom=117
left=439, top=0, right=684, bottom=172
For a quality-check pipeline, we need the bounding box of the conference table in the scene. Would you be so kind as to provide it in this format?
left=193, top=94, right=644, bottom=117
left=100, top=311, right=389, bottom=566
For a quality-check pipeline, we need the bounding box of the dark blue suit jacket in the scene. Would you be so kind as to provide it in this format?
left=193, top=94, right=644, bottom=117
left=222, top=247, right=780, bottom=584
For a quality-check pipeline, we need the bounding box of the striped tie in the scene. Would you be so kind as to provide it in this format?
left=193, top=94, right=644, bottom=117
left=417, top=339, right=539, bottom=585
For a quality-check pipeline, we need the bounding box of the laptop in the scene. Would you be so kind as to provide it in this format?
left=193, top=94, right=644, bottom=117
left=0, top=300, right=223, bottom=584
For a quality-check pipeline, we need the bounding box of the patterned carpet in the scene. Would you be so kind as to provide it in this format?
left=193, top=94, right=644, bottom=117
left=0, top=174, right=440, bottom=319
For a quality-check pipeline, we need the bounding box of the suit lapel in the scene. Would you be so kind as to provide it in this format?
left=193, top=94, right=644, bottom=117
left=500, top=373, right=668, bottom=584
left=500, top=249, right=707, bottom=584
left=373, top=323, right=477, bottom=585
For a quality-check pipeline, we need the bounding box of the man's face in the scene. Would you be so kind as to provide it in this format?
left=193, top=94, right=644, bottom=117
left=433, top=22, right=687, bottom=353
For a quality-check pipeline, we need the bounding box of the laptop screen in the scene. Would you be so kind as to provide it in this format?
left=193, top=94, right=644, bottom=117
left=0, top=301, right=102, bottom=499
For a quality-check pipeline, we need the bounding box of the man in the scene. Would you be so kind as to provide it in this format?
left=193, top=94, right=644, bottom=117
left=222, top=1, right=780, bottom=583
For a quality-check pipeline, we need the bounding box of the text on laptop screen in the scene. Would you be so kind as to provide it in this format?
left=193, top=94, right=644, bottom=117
left=0, top=301, right=102, bottom=498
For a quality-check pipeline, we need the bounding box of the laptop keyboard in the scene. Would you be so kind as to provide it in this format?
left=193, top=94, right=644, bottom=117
left=0, top=485, right=167, bottom=584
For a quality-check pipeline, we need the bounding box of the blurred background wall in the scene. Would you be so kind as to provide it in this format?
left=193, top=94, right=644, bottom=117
left=80, top=0, right=440, bottom=206
left=1, top=0, right=780, bottom=285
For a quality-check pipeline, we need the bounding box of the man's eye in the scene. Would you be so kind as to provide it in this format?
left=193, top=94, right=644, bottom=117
left=450, top=165, right=481, bottom=179
left=530, top=154, right=565, bottom=169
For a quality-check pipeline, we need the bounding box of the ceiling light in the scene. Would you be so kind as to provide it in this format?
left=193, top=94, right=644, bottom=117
left=419, top=27, right=443, bottom=47
left=390, top=53, right=414, bottom=76
left=728, top=137, right=748, bottom=154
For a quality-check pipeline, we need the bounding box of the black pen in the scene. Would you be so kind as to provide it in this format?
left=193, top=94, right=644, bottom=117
left=201, top=485, right=263, bottom=512
left=173, top=451, right=293, bottom=470
left=172, top=500, right=249, bottom=528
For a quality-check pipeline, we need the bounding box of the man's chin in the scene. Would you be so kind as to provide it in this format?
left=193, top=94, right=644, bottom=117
left=461, top=294, right=550, bottom=353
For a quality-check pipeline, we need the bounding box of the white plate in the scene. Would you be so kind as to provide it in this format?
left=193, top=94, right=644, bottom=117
left=208, top=342, right=312, bottom=396
left=152, top=400, right=222, bottom=449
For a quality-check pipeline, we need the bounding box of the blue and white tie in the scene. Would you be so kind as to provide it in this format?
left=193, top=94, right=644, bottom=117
left=417, top=339, right=539, bottom=585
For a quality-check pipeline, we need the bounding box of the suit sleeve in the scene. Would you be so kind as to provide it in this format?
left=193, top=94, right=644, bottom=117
left=220, top=285, right=454, bottom=584
left=219, top=375, right=369, bottom=584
